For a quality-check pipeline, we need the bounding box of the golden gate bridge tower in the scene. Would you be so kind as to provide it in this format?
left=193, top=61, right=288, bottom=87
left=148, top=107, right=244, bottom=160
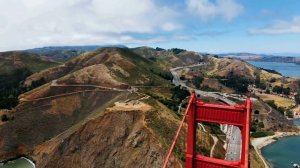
left=163, top=91, right=251, bottom=168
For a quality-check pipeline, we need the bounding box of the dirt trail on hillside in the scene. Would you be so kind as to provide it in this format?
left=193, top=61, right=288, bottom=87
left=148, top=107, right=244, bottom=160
left=32, top=101, right=181, bottom=168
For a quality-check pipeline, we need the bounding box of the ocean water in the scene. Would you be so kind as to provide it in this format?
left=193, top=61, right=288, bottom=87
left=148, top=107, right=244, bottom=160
left=249, top=61, right=300, bottom=167
left=247, top=61, right=300, bottom=78
left=0, top=158, right=34, bottom=168
left=262, top=136, right=300, bottom=168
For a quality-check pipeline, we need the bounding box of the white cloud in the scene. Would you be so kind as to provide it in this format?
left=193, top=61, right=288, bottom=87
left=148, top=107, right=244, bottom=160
left=0, top=0, right=180, bottom=51
left=186, top=0, right=243, bottom=21
left=161, top=22, right=181, bottom=31
left=249, top=16, right=300, bottom=35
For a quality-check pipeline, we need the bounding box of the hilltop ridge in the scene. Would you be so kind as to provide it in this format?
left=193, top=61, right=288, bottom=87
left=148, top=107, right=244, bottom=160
left=0, top=47, right=194, bottom=167
left=0, top=46, right=298, bottom=168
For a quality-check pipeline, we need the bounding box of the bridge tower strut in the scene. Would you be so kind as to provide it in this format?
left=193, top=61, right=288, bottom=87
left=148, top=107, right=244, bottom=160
left=163, top=91, right=251, bottom=168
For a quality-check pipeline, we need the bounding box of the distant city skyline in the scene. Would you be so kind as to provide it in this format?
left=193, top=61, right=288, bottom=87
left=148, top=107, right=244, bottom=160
left=1, top=0, right=300, bottom=54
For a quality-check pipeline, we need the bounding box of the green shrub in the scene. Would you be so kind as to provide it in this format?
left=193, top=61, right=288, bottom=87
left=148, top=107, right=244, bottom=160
left=272, top=85, right=290, bottom=95
left=1, top=114, right=9, bottom=122
left=258, top=122, right=265, bottom=128
left=193, top=76, right=204, bottom=89
left=217, top=74, right=253, bottom=93
left=251, top=131, right=274, bottom=138
left=295, top=94, right=300, bottom=105
left=266, top=100, right=277, bottom=109
left=286, top=110, right=294, bottom=118
left=266, top=100, right=285, bottom=115
left=171, top=86, right=189, bottom=102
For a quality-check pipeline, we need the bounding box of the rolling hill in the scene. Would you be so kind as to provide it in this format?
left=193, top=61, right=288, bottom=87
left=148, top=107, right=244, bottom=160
left=0, top=47, right=222, bottom=167
left=26, top=45, right=127, bottom=59
left=0, top=51, right=60, bottom=109
left=0, top=47, right=297, bottom=168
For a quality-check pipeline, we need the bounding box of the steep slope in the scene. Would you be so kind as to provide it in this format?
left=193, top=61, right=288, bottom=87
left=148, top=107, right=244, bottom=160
left=2, top=47, right=290, bottom=168
left=0, top=91, right=126, bottom=161
left=27, top=95, right=219, bottom=168
left=21, top=48, right=172, bottom=101
left=30, top=100, right=179, bottom=168
left=24, top=48, right=169, bottom=88
left=0, top=48, right=188, bottom=167
left=0, top=47, right=229, bottom=168
left=0, top=51, right=59, bottom=75
left=0, top=51, right=60, bottom=109
left=206, top=57, right=255, bottom=79
left=26, top=45, right=127, bottom=59
left=132, top=47, right=289, bottom=94
left=132, top=47, right=204, bottom=69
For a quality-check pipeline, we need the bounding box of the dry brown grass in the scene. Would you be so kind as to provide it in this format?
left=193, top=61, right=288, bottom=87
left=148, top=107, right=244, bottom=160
left=207, top=57, right=255, bottom=79
left=58, top=64, right=122, bottom=87
left=19, top=84, right=51, bottom=100
left=260, top=70, right=282, bottom=80
left=257, top=93, right=295, bottom=108
left=49, top=94, right=81, bottom=116
left=201, top=78, right=234, bottom=93
left=250, top=148, right=266, bottom=168
left=107, top=101, right=152, bottom=112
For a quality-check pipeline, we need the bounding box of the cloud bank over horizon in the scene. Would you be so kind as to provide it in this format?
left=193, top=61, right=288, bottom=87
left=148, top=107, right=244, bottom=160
left=249, top=16, right=300, bottom=35
left=1, top=0, right=300, bottom=53
left=0, top=0, right=182, bottom=51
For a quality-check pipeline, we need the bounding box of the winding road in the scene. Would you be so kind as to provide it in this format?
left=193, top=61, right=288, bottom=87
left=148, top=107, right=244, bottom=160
left=170, top=63, right=241, bottom=161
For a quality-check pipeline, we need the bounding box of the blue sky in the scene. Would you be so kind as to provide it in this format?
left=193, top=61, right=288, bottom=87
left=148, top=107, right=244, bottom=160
left=1, top=0, right=300, bottom=54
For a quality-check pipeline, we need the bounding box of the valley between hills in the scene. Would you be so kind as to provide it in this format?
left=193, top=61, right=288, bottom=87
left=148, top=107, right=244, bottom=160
left=0, top=47, right=299, bottom=168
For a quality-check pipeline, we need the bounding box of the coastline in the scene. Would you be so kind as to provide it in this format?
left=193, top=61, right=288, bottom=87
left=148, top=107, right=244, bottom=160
left=251, top=131, right=300, bottom=168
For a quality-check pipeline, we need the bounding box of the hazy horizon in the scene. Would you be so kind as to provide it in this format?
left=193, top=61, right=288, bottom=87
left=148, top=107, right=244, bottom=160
left=2, top=44, right=300, bottom=57
left=1, top=0, right=300, bottom=54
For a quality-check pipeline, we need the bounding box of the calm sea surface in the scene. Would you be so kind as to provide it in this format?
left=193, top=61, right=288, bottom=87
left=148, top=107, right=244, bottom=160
left=262, top=120, right=300, bottom=168
left=262, top=135, right=300, bottom=168
left=0, top=158, right=34, bottom=168
left=250, top=61, right=300, bottom=167
left=247, top=61, right=300, bottom=77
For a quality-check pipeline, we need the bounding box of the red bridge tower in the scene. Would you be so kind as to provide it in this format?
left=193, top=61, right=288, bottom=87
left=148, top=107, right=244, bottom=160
left=163, top=92, right=252, bottom=168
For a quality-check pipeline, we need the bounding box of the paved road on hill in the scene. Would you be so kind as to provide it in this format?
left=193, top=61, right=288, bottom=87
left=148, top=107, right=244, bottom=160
left=170, top=64, right=236, bottom=107
left=170, top=64, right=241, bottom=161
left=225, top=125, right=241, bottom=161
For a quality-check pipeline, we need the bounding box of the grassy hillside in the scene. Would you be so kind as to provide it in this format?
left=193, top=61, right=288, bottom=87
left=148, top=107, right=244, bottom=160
left=0, top=51, right=60, bottom=109
left=132, top=46, right=204, bottom=69
left=26, top=45, right=127, bottom=59
left=0, top=51, right=59, bottom=74
left=133, top=47, right=284, bottom=94
left=1, top=47, right=294, bottom=167
left=0, top=47, right=228, bottom=167
left=24, top=48, right=172, bottom=90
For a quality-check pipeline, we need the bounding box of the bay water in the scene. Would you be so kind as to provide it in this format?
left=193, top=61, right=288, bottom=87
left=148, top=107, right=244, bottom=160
left=0, top=158, right=34, bottom=168
left=247, top=61, right=300, bottom=78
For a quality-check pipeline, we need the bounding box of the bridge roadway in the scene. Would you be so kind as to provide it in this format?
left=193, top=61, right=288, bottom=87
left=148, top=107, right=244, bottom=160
left=170, top=64, right=241, bottom=161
